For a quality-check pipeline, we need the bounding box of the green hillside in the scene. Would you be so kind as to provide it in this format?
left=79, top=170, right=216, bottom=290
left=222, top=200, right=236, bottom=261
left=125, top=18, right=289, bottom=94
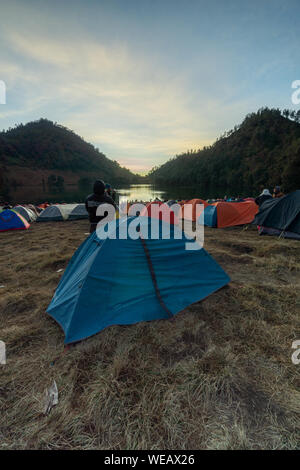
left=0, top=118, right=140, bottom=183
left=149, top=108, right=300, bottom=197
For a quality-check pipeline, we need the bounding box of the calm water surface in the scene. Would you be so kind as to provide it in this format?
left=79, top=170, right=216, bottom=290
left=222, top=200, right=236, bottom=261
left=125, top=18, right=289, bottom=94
left=10, top=184, right=203, bottom=204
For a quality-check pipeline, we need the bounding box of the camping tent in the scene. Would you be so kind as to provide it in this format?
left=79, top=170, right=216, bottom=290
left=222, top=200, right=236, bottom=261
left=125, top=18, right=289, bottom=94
left=166, top=200, right=177, bottom=207
left=127, top=202, right=150, bottom=217
left=253, top=190, right=300, bottom=239
left=165, top=200, right=181, bottom=216
left=47, top=216, right=230, bottom=344
left=0, top=209, right=30, bottom=231
left=198, top=201, right=258, bottom=228
left=68, top=204, right=89, bottom=220
left=36, top=204, right=78, bottom=222
left=13, top=205, right=37, bottom=223
left=179, top=199, right=209, bottom=221
left=27, top=204, right=39, bottom=216
left=140, top=201, right=179, bottom=224
left=37, top=203, right=49, bottom=210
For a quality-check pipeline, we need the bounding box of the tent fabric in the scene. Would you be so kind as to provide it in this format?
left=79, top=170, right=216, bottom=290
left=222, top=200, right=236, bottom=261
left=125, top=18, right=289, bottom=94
left=0, top=209, right=30, bottom=231
left=215, top=201, right=258, bottom=228
left=179, top=199, right=209, bottom=221
left=68, top=204, right=89, bottom=220
left=13, top=206, right=37, bottom=223
left=119, top=201, right=131, bottom=215
left=199, top=201, right=258, bottom=228
left=258, top=226, right=300, bottom=240
left=198, top=205, right=218, bottom=227
left=47, top=217, right=230, bottom=344
left=166, top=200, right=177, bottom=207
left=27, top=204, right=39, bottom=216
left=36, top=204, right=78, bottom=222
left=253, top=190, right=300, bottom=236
left=128, top=202, right=150, bottom=217
left=140, top=201, right=179, bottom=225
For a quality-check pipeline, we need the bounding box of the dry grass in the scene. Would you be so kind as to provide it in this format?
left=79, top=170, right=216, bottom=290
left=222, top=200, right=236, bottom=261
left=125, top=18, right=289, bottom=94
left=0, top=221, right=299, bottom=449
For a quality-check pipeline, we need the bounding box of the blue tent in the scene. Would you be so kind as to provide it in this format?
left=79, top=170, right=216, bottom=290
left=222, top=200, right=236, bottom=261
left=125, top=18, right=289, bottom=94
left=0, top=209, right=30, bottom=232
left=47, top=217, right=230, bottom=343
left=198, top=205, right=218, bottom=227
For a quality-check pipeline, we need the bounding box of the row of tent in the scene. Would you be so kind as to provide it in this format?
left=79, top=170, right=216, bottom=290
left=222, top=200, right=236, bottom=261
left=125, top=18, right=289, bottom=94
left=1, top=198, right=256, bottom=231
left=0, top=205, right=38, bottom=223
left=127, top=198, right=259, bottom=228
left=1, top=193, right=300, bottom=239
left=128, top=194, right=300, bottom=238
left=0, top=204, right=89, bottom=231
left=36, top=204, right=88, bottom=222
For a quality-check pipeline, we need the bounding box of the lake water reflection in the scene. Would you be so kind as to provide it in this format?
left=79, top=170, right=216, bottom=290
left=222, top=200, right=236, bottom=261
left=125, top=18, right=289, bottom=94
left=117, top=184, right=166, bottom=202
left=9, top=183, right=202, bottom=204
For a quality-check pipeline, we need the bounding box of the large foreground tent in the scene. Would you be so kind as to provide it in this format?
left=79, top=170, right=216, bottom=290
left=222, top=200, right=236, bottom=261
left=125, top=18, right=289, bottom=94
left=254, top=190, right=300, bottom=239
left=198, top=201, right=258, bottom=228
left=0, top=209, right=30, bottom=231
left=47, top=216, right=230, bottom=343
left=37, top=204, right=77, bottom=222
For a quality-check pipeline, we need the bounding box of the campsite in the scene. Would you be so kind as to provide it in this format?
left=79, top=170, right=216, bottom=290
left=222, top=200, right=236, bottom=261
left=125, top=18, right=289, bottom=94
left=1, top=212, right=299, bottom=449
left=1, top=0, right=300, bottom=456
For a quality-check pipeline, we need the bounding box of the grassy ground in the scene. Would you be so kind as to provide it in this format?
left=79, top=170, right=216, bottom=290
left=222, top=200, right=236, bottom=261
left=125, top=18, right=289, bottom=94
left=0, top=220, right=299, bottom=449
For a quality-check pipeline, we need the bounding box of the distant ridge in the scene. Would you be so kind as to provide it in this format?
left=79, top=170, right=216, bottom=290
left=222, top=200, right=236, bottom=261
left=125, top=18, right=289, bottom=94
left=0, top=118, right=142, bottom=199
left=148, top=108, right=300, bottom=197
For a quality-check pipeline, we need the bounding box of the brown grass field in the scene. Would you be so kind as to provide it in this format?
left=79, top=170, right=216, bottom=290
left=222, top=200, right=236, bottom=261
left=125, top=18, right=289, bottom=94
left=0, top=220, right=299, bottom=449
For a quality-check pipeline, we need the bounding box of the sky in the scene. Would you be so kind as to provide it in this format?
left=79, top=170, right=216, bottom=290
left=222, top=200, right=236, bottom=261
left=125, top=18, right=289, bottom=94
left=0, top=0, right=299, bottom=174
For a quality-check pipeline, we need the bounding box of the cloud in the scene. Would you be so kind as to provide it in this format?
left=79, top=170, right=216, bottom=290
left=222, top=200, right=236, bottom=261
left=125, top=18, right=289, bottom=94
left=1, top=1, right=290, bottom=173
left=2, top=29, right=211, bottom=171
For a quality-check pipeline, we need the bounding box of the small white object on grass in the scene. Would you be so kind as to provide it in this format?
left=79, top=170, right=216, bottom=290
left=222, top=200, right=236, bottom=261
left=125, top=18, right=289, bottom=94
left=56, top=269, right=63, bottom=273
left=43, top=380, right=58, bottom=415
left=0, top=341, right=6, bottom=364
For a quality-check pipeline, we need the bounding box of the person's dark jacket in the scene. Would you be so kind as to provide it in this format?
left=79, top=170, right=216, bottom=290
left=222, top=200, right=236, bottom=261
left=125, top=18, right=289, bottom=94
left=85, top=181, right=117, bottom=224
left=255, top=194, right=272, bottom=207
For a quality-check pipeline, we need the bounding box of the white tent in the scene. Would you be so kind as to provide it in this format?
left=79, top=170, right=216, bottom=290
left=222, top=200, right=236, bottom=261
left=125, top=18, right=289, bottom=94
left=37, top=204, right=78, bottom=222
left=13, top=206, right=37, bottom=223
left=68, top=204, right=89, bottom=220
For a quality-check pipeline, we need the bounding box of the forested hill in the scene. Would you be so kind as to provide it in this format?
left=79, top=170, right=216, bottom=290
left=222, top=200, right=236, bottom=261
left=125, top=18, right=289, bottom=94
left=148, top=108, right=300, bottom=197
left=0, top=118, right=140, bottom=184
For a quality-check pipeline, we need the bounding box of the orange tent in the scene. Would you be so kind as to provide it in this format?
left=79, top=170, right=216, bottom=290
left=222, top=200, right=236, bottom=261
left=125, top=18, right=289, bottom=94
left=140, top=201, right=179, bottom=225
left=212, top=201, right=258, bottom=228
left=179, top=198, right=209, bottom=221
left=37, top=203, right=50, bottom=209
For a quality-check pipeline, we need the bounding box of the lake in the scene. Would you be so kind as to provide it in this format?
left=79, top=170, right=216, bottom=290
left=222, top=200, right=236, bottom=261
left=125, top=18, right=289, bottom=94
left=9, top=183, right=203, bottom=205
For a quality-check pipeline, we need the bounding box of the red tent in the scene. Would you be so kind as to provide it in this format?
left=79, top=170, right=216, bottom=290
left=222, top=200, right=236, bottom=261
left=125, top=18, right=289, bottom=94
left=179, top=198, right=209, bottom=221
left=140, top=201, right=179, bottom=225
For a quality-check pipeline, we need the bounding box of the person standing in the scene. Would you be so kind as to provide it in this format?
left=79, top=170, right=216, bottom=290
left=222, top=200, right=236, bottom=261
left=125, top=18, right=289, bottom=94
left=255, top=189, right=272, bottom=207
left=273, top=186, right=285, bottom=198
left=105, top=183, right=117, bottom=202
left=85, top=180, right=117, bottom=234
